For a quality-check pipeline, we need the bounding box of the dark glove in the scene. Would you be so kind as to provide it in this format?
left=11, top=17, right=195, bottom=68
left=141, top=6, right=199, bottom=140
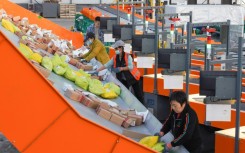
left=112, top=67, right=121, bottom=73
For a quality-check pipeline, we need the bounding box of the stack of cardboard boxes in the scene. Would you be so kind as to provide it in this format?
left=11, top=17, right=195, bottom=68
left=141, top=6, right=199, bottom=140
left=96, top=103, right=144, bottom=128
left=64, top=89, right=144, bottom=128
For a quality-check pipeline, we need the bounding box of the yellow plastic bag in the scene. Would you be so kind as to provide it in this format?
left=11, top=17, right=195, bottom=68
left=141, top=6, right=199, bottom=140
left=104, top=82, right=121, bottom=96
left=30, top=53, right=42, bottom=63
left=2, top=19, right=14, bottom=33
left=64, top=68, right=77, bottom=82
left=100, top=89, right=118, bottom=99
left=151, top=142, right=165, bottom=153
left=139, top=136, right=159, bottom=148
left=18, top=43, right=33, bottom=59
left=88, top=79, right=105, bottom=96
left=75, top=76, right=90, bottom=90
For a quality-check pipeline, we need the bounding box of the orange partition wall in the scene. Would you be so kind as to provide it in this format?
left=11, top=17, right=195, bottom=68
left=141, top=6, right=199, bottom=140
left=0, top=32, right=156, bottom=153
left=215, top=133, right=245, bottom=153
left=0, top=0, right=83, bottom=48
left=189, top=97, right=245, bottom=129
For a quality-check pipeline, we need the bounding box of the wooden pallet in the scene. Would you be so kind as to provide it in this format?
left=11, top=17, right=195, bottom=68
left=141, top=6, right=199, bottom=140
left=59, top=4, right=76, bottom=18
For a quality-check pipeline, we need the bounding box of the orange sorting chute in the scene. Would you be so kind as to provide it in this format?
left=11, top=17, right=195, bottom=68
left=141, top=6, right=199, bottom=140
left=0, top=1, right=156, bottom=153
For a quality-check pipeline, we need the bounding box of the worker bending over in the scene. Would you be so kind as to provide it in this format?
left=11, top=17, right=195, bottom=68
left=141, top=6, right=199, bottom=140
left=158, top=91, right=202, bottom=153
left=97, top=40, right=144, bottom=104
left=81, top=32, right=110, bottom=64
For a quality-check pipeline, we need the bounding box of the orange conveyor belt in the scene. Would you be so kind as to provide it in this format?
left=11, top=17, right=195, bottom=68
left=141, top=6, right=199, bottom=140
left=0, top=1, right=156, bottom=153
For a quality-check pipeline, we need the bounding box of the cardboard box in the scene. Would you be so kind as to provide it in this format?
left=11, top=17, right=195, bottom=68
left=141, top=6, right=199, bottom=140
left=82, top=96, right=100, bottom=109
left=37, top=43, right=48, bottom=51
left=91, top=75, right=101, bottom=80
left=64, top=89, right=84, bottom=102
left=55, top=51, right=65, bottom=56
left=88, top=95, right=102, bottom=104
left=52, top=45, right=59, bottom=51
left=122, top=117, right=136, bottom=128
left=83, top=64, right=93, bottom=71
left=97, top=102, right=110, bottom=110
left=97, top=108, right=112, bottom=120
left=47, top=47, right=55, bottom=54
left=69, top=58, right=78, bottom=66
left=14, top=31, right=24, bottom=38
left=40, top=51, right=49, bottom=57
left=128, top=114, right=143, bottom=126
left=109, top=107, right=120, bottom=115
left=13, top=16, right=20, bottom=22
left=110, top=113, right=126, bottom=126
left=31, top=30, right=37, bottom=36
left=122, top=129, right=150, bottom=139
left=119, top=109, right=136, bottom=116
left=76, top=62, right=84, bottom=69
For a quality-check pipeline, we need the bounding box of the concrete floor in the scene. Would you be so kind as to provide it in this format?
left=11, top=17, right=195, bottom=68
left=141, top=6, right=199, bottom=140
left=47, top=18, right=75, bottom=30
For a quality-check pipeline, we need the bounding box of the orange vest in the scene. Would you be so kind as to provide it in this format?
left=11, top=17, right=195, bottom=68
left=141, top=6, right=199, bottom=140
left=113, top=53, right=141, bottom=81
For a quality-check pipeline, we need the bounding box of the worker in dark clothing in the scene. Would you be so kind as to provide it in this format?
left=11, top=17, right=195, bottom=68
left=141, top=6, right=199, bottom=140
left=158, top=91, right=202, bottom=153
left=96, top=40, right=144, bottom=104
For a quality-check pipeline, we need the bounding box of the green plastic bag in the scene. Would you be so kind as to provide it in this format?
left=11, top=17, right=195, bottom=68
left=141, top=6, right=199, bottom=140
left=53, top=65, right=67, bottom=75
left=41, top=56, right=53, bottom=71
left=104, top=82, right=121, bottom=96
left=78, top=69, right=91, bottom=77
left=51, top=54, right=62, bottom=67
left=139, top=136, right=159, bottom=148
left=151, top=142, right=165, bottom=153
left=88, top=79, right=105, bottom=96
left=64, top=68, right=77, bottom=82
left=75, top=76, right=90, bottom=90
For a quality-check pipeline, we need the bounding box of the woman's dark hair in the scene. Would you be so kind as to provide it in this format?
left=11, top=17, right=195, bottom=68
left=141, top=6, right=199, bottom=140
left=169, top=91, right=187, bottom=106
left=86, top=32, right=95, bottom=39
left=95, top=16, right=100, bottom=22
left=118, top=46, right=124, bottom=52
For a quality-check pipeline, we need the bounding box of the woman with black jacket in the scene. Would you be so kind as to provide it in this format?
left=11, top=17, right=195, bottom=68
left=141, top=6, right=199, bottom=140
left=158, top=91, right=202, bottom=153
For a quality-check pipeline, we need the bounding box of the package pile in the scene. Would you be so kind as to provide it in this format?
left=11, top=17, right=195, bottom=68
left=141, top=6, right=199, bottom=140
left=64, top=88, right=146, bottom=128
left=0, top=9, right=121, bottom=99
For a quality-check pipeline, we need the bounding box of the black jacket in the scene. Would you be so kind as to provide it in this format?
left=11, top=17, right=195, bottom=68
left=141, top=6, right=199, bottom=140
left=160, top=104, right=202, bottom=152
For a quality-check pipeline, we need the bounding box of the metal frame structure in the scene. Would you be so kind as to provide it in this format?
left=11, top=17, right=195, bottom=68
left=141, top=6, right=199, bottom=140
left=202, top=37, right=243, bottom=153
left=116, top=0, right=146, bottom=24
left=185, top=21, right=230, bottom=71
left=153, top=12, right=192, bottom=97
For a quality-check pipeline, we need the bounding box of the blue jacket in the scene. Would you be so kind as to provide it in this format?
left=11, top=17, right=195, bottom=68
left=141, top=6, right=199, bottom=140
left=86, top=23, right=104, bottom=43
